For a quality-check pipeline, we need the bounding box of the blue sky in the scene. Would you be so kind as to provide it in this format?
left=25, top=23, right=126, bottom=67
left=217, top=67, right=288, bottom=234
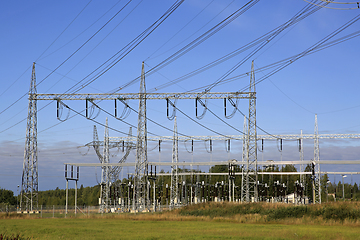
left=1, top=0, right=360, bottom=193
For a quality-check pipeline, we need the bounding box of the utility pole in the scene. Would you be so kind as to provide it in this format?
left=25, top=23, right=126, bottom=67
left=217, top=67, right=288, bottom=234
left=134, top=62, right=148, bottom=212
left=170, top=116, right=179, bottom=209
left=243, top=61, right=258, bottom=202
left=100, top=118, right=110, bottom=213
left=20, top=62, right=38, bottom=213
left=314, top=114, right=321, bottom=203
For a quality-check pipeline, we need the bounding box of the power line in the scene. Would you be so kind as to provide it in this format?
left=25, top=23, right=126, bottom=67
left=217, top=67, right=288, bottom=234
left=112, top=0, right=260, bottom=92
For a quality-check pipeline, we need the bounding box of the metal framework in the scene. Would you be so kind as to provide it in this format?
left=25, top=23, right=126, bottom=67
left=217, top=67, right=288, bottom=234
left=32, top=62, right=256, bottom=206
left=20, top=62, right=38, bottom=212
left=314, top=114, right=321, bottom=203
left=109, top=133, right=360, bottom=142
left=35, top=92, right=252, bottom=101
left=170, top=117, right=179, bottom=208
left=133, top=62, right=148, bottom=212
left=243, top=61, right=258, bottom=202
left=100, top=118, right=110, bottom=212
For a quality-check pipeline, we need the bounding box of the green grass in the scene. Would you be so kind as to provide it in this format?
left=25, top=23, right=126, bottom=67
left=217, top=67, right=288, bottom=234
left=1, top=217, right=360, bottom=240
left=178, top=201, right=360, bottom=222
left=2, top=202, right=360, bottom=239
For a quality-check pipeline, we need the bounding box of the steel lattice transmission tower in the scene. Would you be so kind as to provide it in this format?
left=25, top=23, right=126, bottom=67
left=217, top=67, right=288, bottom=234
left=243, top=61, right=258, bottom=202
left=241, top=115, right=247, bottom=202
left=170, top=116, right=179, bottom=208
left=20, top=62, right=38, bottom=212
left=100, top=118, right=110, bottom=212
left=133, top=62, right=148, bottom=211
left=314, top=114, right=321, bottom=203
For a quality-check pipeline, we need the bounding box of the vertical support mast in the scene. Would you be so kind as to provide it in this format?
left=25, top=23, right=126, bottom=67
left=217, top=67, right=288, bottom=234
left=241, top=115, right=247, bottom=202
left=314, top=114, right=321, bottom=203
left=100, top=118, right=110, bottom=212
left=170, top=116, right=179, bottom=208
left=20, top=62, right=38, bottom=212
left=245, top=60, right=258, bottom=202
left=134, top=62, right=148, bottom=211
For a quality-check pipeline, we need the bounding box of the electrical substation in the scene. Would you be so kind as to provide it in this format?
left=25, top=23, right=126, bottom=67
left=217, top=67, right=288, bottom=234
left=19, top=62, right=360, bottom=214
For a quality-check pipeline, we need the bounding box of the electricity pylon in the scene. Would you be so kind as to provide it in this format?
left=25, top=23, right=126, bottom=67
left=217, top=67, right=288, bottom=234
left=242, top=60, right=258, bottom=202
left=100, top=118, right=110, bottom=212
left=133, top=62, right=148, bottom=212
left=20, top=62, right=38, bottom=212
left=170, top=116, right=179, bottom=208
left=314, top=114, right=321, bottom=203
left=33, top=63, right=254, bottom=207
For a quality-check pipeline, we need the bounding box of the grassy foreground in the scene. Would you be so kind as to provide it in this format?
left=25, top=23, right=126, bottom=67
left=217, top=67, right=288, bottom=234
left=1, top=202, right=360, bottom=239
left=1, top=217, right=360, bottom=240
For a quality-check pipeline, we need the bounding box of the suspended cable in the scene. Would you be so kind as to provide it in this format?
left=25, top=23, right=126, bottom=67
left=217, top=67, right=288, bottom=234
left=145, top=1, right=323, bottom=94
left=203, top=1, right=327, bottom=94
left=113, top=0, right=260, bottom=92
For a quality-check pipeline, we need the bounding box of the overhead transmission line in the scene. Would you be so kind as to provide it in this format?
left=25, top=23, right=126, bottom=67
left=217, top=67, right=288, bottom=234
left=141, top=1, right=326, bottom=140
left=203, top=0, right=327, bottom=94
left=144, top=1, right=324, bottom=93
left=87, top=1, right=333, bottom=141
left=110, top=0, right=260, bottom=92
left=146, top=0, right=237, bottom=61
left=186, top=28, right=360, bottom=93
left=304, top=0, right=360, bottom=10
left=238, top=13, right=360, bottom=93
left=0, top=0, right=134, bottom=119
left=37, top=0, right=124, bottom=62
left=0, top=0, right=183, bottom=136
left=44, top=0, right=144, bottom=93
left=67, top=0, right=185, bottom=94
left=60, top=9, right=360, bottom=143
left=0, top=1, right=92, bottom=102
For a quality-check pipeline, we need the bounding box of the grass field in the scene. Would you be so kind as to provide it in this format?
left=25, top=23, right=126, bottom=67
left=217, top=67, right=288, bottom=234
left=2, top=202, right=360, bottom=239
left=1, top=217, right=360, bottom=240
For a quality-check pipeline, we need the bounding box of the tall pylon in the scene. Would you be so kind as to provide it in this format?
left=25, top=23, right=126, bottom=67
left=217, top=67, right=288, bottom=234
left=100, top=118, right=110, bottom=212
left=241, top=115, right=247, bottom=202
left=243, top=60, right=258, bottom=202
left=170, top=116, right=179, bottom=208
left=20, top=62, right=38, bottom=212
left=133, top=62, right=148, bottom=211
left=314, top=114, right=321, bottom=203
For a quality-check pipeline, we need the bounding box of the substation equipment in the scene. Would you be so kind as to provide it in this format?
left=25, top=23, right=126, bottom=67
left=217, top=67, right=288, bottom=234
left=20, top=62, right=360, bottom=213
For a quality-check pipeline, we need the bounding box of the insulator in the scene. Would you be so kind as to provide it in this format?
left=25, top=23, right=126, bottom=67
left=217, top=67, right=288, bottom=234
left=57, top=100, right=60, bottom=119
left=71, top=165, right=73, bottom=178
left=195, top=98, right=198, bottom=116
left=77, top=166, right=79, bottom=179
left=159, top=140, right=161, bottom=152
left=210, top=139, right=212, bottom=152
left=191, top=140, right=194, bottom=152
left=155, top=166, right=156, bottom=178
left=86, top=99, right=89, bottom=119
left=114, top=99, right=117, bottom=118
left=262, top=139, right=264, bottom=151
left=122, top=141, right=125, bottom=152
left=224, top=98, right=226, bottom=116
left=281, top=139, right=283, bottom=151
left=228, top=139, right=230, bottom=151
left=298, top=139, right=301, bottom=152
left=65, top=165, right=67, bottom=178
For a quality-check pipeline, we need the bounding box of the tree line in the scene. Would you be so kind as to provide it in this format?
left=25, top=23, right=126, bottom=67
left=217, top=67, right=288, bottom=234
left=1, top=164, right=360, bottom=206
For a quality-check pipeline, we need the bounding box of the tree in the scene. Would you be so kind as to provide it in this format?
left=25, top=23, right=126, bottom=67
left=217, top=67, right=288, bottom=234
left=0, top=188, right=16, bottom=205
